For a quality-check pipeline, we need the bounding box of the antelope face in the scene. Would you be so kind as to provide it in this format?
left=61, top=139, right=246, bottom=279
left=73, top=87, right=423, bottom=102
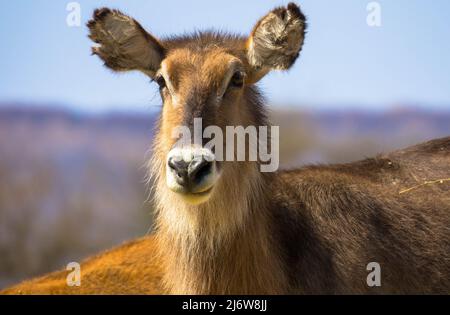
left=158, top=49, right=247, bottom=204
left=88, top=3, right=306, bottom=205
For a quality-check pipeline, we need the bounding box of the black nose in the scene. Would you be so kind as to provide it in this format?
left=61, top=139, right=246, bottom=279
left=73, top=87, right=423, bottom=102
left=168, top=156, right=213, bottom=189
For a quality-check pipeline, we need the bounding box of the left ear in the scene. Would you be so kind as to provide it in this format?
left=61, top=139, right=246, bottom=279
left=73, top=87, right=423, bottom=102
left=246, top=2, right=307, bottom=83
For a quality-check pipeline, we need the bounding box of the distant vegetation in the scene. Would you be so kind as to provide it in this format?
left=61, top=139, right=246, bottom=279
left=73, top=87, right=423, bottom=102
left=0, top=104, right=449, bottom=288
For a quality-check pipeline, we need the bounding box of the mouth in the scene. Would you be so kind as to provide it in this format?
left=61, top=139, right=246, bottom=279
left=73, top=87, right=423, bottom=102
left=174, top=186, right=214, bottom=205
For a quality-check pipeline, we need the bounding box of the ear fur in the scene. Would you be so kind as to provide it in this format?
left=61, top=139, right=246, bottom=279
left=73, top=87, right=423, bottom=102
left=87, top=8, right=165, bottom=78
left=246, top=2, right=307, bottom=83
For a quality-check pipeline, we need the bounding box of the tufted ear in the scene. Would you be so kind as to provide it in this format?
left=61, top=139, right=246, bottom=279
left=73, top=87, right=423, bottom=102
left=87, top=8, right=165, bottom=78
left=246, top=2, right=307, bottom=83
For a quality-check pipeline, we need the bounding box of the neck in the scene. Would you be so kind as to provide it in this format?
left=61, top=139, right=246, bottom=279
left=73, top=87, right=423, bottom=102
left=153, top=163, right=287, bottom=294
left=150, top=88, right=286, bottom=293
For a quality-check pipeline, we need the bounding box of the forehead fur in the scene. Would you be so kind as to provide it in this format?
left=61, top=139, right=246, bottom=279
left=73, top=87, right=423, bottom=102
left=161, top=32, right=247, bottom=82
left=162, top=48, right=242, bottom=91
left=162, top=31, right=247, bottom=54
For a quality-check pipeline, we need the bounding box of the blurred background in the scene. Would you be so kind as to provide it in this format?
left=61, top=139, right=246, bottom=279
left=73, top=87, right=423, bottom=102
left=0, top=0, right=449, bottom=288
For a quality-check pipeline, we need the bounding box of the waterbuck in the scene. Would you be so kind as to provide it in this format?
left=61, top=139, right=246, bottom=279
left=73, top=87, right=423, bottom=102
left=2, top=3, right=449, bottom=295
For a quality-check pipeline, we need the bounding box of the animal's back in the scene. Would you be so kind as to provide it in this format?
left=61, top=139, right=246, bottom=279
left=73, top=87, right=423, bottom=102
left=272, top=137, right=450, bottom=293
left=1, top=236, right=164, bottom=294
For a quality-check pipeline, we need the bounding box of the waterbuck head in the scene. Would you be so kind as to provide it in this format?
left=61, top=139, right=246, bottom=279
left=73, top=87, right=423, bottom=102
left=88, top=3, right=306, bottom=235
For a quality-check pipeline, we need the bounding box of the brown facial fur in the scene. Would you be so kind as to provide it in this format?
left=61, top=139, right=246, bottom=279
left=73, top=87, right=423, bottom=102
left=151, top=47, right=277, bottom=292
left=157, top=48, right=248, bottom=150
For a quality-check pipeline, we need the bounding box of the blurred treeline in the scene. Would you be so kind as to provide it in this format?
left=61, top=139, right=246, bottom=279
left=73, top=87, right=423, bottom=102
left=0, top=104, right=449, bottom=288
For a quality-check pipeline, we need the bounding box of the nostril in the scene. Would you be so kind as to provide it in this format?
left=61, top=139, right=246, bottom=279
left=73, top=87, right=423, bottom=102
left=167, top=158, right=176, bottom=171
left=168, top=157, right=188, bottom=172
left=168, top=157, right=178, bottom=171
left=197, top=162, right=212, bottom=181
left=189, top=159, right=213, bottom=183
left=168, top=157, right=189, bottom=187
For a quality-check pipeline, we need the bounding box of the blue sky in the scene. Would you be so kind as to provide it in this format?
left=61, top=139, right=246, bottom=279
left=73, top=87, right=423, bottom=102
left=1, top=0, right=450, bottom=112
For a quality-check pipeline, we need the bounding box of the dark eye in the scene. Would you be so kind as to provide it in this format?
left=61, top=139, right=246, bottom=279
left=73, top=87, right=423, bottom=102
left=229, top=71, right=244, bottom=88
left=155, top=75, right=166, bottom=90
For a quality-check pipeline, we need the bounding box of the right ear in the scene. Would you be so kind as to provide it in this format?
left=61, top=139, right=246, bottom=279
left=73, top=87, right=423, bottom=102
left=87, top=8, right=165, bottom=78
